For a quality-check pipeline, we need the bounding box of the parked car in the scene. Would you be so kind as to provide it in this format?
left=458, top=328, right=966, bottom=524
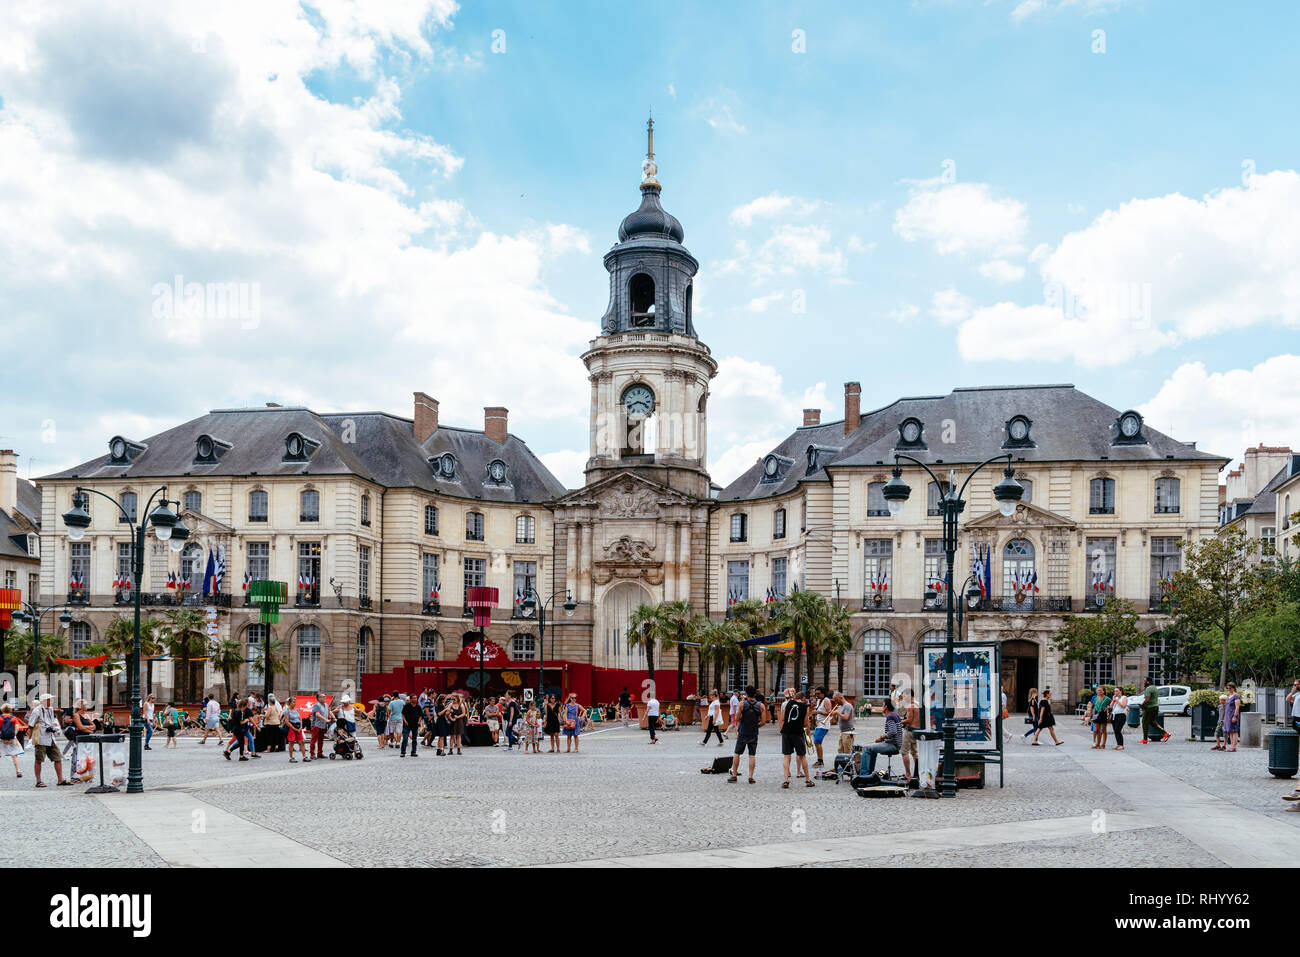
left=1156, top=685, right=1191, bottom=716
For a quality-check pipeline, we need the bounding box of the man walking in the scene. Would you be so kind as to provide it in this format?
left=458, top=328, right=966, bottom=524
left=780, top=690, right=814, bottom=788
left=309, top=692, right=331, bottom=760
left=400, top=693, right=422, bottom=757
left=618, top=686, right=632, bottom=727
left=811, top=686, right=832, bottom=768
left=1139, top=679, right=1170, bottom=744
left=900, top=690, right=921, bottom=785
left=646, top=691, right=660, bottom=744
left=29, top=693, right=69, bottom=787
left=200, top=694, right=221, bottom=745
left=727, top=686, right=767, bottom=784
left=503, top=691, right=521, bottom=751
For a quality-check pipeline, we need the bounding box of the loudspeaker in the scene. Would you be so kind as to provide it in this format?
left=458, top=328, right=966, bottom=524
left=701, top=756, right=733, bottom=774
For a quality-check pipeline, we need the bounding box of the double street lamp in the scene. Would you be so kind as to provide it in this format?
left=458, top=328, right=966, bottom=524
left=520, top=587, right=575, bottom=703
left=61, top=486, right=189, bottom=794
left=882, top=452, right=1022, bottom=798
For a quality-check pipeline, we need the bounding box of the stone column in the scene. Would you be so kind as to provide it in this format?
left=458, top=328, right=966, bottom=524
left=664, top=521, right=678, bottom=602
left=678, top=520, right=692, bottom=606
left=579, top=521, right=593, bottom=603
left=563, top=522, right=577, bottom=599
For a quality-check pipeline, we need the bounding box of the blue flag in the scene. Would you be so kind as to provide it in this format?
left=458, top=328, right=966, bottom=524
left=203, top=549, right=216, bottom=597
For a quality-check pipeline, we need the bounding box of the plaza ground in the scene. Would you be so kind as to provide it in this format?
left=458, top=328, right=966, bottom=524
left=3, top=713, right=1297, bottom=868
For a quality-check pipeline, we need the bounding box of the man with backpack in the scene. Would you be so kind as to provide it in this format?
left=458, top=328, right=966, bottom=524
left=727, top=686, right=768, bottom=785
left=780, top=690, right=814, bottom=788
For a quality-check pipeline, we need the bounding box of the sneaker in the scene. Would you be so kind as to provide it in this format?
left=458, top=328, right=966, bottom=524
left=726, top=775, right=738, bottom=783
left=1140, top=739, right=1149, bottom=744
left=1160, top=733, right=1171, bottom=743
left=238, top=756, right=249, bottom=761
left=813, top=760, right=824, bottom=767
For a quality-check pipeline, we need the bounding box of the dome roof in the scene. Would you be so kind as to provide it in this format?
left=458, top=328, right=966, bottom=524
left=618, top=185, right=684, bottom=244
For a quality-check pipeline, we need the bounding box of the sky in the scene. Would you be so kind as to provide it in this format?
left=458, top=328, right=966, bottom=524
left=1, top=0, right=1298, bottom=491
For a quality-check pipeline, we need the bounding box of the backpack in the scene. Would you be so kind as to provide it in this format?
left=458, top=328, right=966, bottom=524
left=0, top=716, right=14, bottom=741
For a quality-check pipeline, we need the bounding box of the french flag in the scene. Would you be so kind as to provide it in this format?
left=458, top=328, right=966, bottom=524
left=881, top=572, right=889, bottom=593
left=1107, top=571, right=1115, bottom=593
left=242, top=571, right=252, bottom=592
left=1030, top=570, right=1040, bottom=594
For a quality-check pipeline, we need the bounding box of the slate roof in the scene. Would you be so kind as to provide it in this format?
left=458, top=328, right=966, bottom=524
left=0, top=478, right=40, bottom=561
left=40, top=407, right=566, bottom=503
left=1241, top=462, right=1294, bottom=517
left=720, top=384, right=1228, bottom=502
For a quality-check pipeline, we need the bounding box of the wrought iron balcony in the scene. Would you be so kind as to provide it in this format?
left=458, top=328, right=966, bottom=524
left=67, top=589, right=89, bottom=605
left=422, top=600, right=441, bottom=616
left=862, top=595, right=894, bottom=612
left=296, top=589, right=320, bottom=607
left=964, top=594, right=1072, bottom=613
left=359, top=596, right=372, bottom=610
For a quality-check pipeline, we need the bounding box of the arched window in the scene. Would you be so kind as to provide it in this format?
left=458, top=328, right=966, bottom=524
left=1154, top=477, right=1180, bottom=514
left=424, top=504, right=438, bottom=535
left=512, top=633, right=537, bottom=661
left=69, top=621, right=92, bottom=656
left=247, top=623, right=267, bottom=687
left=1001, top=538, right=1036, bottom=609
left=420, top=629, right=440, bottom=661
left=629, top=273, right=655, bottom=326
left=1089, top=477, right=1115, bottom=515
left=249, top=489, right=268, bottom=523
left=296, top=624, right=321, bottom=692
left=300, top=489, right=320, bottom=522
left=356, top=627, right=371, bottom=686
left=861, top=630, right=893, bottom=697
left=921, top=629, right=947, bottom=643
left=685, top=283, right=693, bottom=329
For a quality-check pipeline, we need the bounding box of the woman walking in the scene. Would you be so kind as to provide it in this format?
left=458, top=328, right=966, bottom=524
left=433, top=694, right=452, bottom=756
left=1021, top=687, right=1039, bottom=743
left=1110, top=686, right=1129, bottom=750
left=449, top=694, right=467, bottom=754
left=700, top=691, right=724, bottom=747
left=1091, top=686, right=1112, bottom=749
left=544, top=694, right=561, bottom=753
left=563, top=693, right=583, bottom=754
left=284, top=696, right=308, bottom=762
left=0, top=703, right=25, bottom=777
left=223, top=698, right=250, bottom=761
left=371, top=696, right=389, bottom=750
left=143, top=694, right=157, bottom=750
left=1031, top=690, right=1063, bottom=745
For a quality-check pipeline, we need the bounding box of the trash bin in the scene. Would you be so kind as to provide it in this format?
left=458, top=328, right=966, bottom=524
left=1268, top=726, right=1299, bottom=778
left=1126, top=702, right=1142, bottom=728
left=912, top=729, right=942, bottom=792
left=1190, top=703, right=1217, bottom=741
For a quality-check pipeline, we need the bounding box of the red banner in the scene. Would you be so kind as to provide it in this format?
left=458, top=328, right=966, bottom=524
left=51, top=654, right=109, bottom=668
left=0, top=587, right=20, bottom=629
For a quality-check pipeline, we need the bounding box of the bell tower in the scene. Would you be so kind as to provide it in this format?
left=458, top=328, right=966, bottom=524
left=582, top=119, right=717, bottom=497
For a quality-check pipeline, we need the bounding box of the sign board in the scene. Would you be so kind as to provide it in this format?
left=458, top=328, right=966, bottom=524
left=205, top=606, right=218, bottom=621
left=455, top=638, right=508, bottom=667
left=917, top=641, right=1001, bottom=751
left=523, top=688, right=534, bottom=702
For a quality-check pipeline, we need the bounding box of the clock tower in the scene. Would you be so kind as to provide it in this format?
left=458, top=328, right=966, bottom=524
left=582, top=117, right=717, bottom=497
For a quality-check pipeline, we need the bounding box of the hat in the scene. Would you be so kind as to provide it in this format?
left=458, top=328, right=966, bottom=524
left=39, top=692, right=53, bottom=702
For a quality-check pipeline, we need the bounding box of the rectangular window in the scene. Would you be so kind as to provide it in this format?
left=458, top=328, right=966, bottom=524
left=867, top=482, right=889, bottom=517
left=727, top=560, right=750, bottom=602
left=424, top=505, right=438, bottom=535
left=1089, top=478, right=1115, bottom=515
left=1085, top=537, right=1117, bottom=602
left=513, top=560, right=537, bottom=607
left=358, top=545, right=370, bottom=599
left=300, top=490, right=320, bottom=522
left=516, top=515, right=535, bottom=544
left=247, top=542, right=270, bottom=581
left=249, top=490, right=268, bottom=523
left=3, top=571, right=13, bottom=589
left=773, top=508, right=786, bottom=539
left=360, top=494, right=371, bottom=526
left=296, top=625, right=321, bottom=691
left=1262, top=527, right=1277, bottom=559
left=70, top=542, right=90, bottom=594
left=463, top=557, right=486, bottom=592
left=1017, top=479, right=1033, bottom=505
left=69, top=622, right=91, bottom=657
left=1154, top=477, right=1180, bottom=514
left=247, top=623, right=267, bottom=687
left=27, top=573, right=38, bottom=605
left=297, top=541, right=321, bottom=603
left=466, top=512, right=484, bottom=541
left=512, top=634, right=538, bottom=661
left=422, top=554, right=440, bottom=603
left=183, top=491, right=201, bottom=513
left=861, top=632, right=893, bottom=697
left=1150, top=537, right=1181, bottom=598
left=116, top=542, right=133, bottom=593
left=924, top=538, right=944, bottom=598
left=730, top=513, right=747, bottom=543
left=771, top=556, right=787, bottom=598
left=119, top=492, right=137, bottom=523
left=927, top=481, right=951, bottom=517
left=863, top=538, right=893, bottom=605
left=1082, top=657, right=1115, bottom=688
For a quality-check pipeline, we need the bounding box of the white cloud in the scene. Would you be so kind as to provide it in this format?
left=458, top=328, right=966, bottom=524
left=931, top=289, right=972, bottom=325
left=730, top=192, right=818, bottom=227
left=894, top=180, right=1028, bottom=257
left=745, top=291, right=787, bottom=313
left=1011, top=0, right=1047, bottom=20
left=695, top=95, right=746, bottom=134
left=1138, top=356, right=1300, bottom=465
left=667, top=83, right=676, bottom=99
left=539, top=449, right=588, bottom=491
left=889, top=304, right=920, bottom=323
left=1012, top=0, right=1138, bottom=19
left=955, top=170, right=1300, bottom=366
left=707, top=356, right=829, bottom=485
left=978, top=259, right=1027, bottom=283
left=0, top=0, right=595, bottom=474
left=715, top=224, right=846, bottom=282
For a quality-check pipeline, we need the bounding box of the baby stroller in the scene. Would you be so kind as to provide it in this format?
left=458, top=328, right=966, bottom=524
left=328, top=721, right=364, bottom=760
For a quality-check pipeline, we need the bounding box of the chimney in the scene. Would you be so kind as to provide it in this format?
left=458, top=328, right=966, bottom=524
left=844, top=381, right=861, bottom=434
left=0, top=450, right=15, bottom=514
left=413, top=392, right=439, bottom=444
left=803, top=408, right=821, bottom=427
left=485, top=406, right=508, bottom=444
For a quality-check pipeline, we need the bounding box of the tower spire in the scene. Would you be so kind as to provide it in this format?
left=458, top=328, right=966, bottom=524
left=641, top=114, right=660, bottom=188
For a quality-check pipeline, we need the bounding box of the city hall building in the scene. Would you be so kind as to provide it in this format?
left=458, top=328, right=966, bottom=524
left=35, top=133, right=1228, bottom=708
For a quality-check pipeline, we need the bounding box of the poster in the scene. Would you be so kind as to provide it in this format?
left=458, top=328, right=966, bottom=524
left=918, top=642, right=1000, bottom=751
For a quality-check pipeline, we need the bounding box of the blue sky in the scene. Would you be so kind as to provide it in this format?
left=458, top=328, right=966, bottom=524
left=1, top=0, right=1297, bottom=488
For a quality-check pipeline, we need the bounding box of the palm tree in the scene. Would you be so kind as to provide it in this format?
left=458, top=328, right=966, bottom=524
left=625, top=603, right=676, bottom=691
left=158, top=608, right=206, bottom=703
left=100, top=616, right=139, bottom=704
left=775, top=587, right=826, bottom=692
left=825, top=601, right=853, bottom=691
left=5, top=628, right=69, bottom=677
left=768, top=647, right=791, bottom=694
left=104, top=615, right=164, bottom=698
left=699, top=619, right=744, bottom=694
left=659, top=601, right=703, bottom=696
left=209, top=638, right=245, bottom=703
left=730, top=598, right=768, bottom=690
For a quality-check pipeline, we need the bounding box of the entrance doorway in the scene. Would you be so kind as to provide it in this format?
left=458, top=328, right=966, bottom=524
left=1000, top=639, right=1040, bottom=712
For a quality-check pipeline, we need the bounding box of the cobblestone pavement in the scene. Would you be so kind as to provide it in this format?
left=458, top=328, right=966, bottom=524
left=1, top=713, right=1294, bottom=866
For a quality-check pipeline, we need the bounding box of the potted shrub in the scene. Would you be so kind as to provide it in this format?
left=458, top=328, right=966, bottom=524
left=1188, top=688, right=1221, bottom=741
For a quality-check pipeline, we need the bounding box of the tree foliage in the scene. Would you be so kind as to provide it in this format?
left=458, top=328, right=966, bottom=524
left=1053, top=597, right=1147, bottom=673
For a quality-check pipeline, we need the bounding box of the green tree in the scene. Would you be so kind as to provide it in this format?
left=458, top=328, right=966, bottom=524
left=699, top=619, right=745, bottom=693
left=626, top=603, right=676, bottom=688
left=4, top=628, right=69, bottom=676
left=209, top=638, right=245, bottom=703
left=1217, top=602, right=1300, bottom=686
left=658, top=602, right=704, bottom=697
left=104, top=615, right=164, bottom=698
left=774, top=588, right=826, bottom=692
left=1172, top=525, right=1276, bottom=687
left=1052, top=597, right=1147, bottom=684
left=730, top=598, right=769, bottom=692
left=158, top=608, right=206, bottom=703
left=823, top=600, right=853, bottom=691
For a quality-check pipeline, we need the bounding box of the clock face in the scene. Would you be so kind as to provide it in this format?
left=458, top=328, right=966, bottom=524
left=440, top=453, right=457, bottom=477
left=623, top=384, right=655, bottom=417
left=1120, top=413, right=1141, bottom=437
left=901, top=420, right=921, bottom=443
left=1009, top=418, right=1028, bottom=441
left=111, top=438, right=126, bottom=460
left=763, top=456, right=779, bottom=477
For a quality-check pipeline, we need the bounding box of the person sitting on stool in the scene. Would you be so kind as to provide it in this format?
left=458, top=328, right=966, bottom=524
left=864, top=700, right=903, bottom=776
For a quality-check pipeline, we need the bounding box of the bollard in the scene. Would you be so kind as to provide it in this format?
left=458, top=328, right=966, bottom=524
left=1267, top=726, right=1299, bottom=778
left=1240, top=711, right=1263, bottom=748
left=1126, top=702, right=1141, bottom=728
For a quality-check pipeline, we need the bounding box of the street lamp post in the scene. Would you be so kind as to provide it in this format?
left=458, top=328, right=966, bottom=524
left=62, top=487, right=189, bottom=794
left=520, top=588, right=575, bottom=703
left=883, top=453, right=1022, bottom=798
left=10, top=602, right=73, bottom=700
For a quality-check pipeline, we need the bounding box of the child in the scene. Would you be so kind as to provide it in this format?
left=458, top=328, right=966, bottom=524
left=1211, top=694, right=1228, bottom=750
left=525, top=705, right=542, bottom=753
left=164, top=702, right=180, bottom=748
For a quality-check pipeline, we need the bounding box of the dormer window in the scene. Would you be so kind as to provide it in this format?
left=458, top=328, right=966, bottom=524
left=805, top=445, right=841, bottom=476
left=485, top=460, right=510, bottom=485
left=108, top=436, right=147, bottom=465
left=194, top=434, right=232, bottom=464
left=429, top=452, right=458, bottom=481
left=1003, top=415, right=1035, bottom=449
left=283, top=432, right=320, bottom=462
left=1113, top=410, right=1147, bottom=446
left=760, top=454, right=794, bottom=485
left=896, top=417, right=926, bottom=449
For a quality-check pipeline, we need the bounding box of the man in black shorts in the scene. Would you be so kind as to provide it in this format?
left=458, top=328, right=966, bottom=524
left=781, top=690, right=814, bottom=788
left=727, top=686, right=767, bottom=784
left=618, top=686, right=631, bottom=727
